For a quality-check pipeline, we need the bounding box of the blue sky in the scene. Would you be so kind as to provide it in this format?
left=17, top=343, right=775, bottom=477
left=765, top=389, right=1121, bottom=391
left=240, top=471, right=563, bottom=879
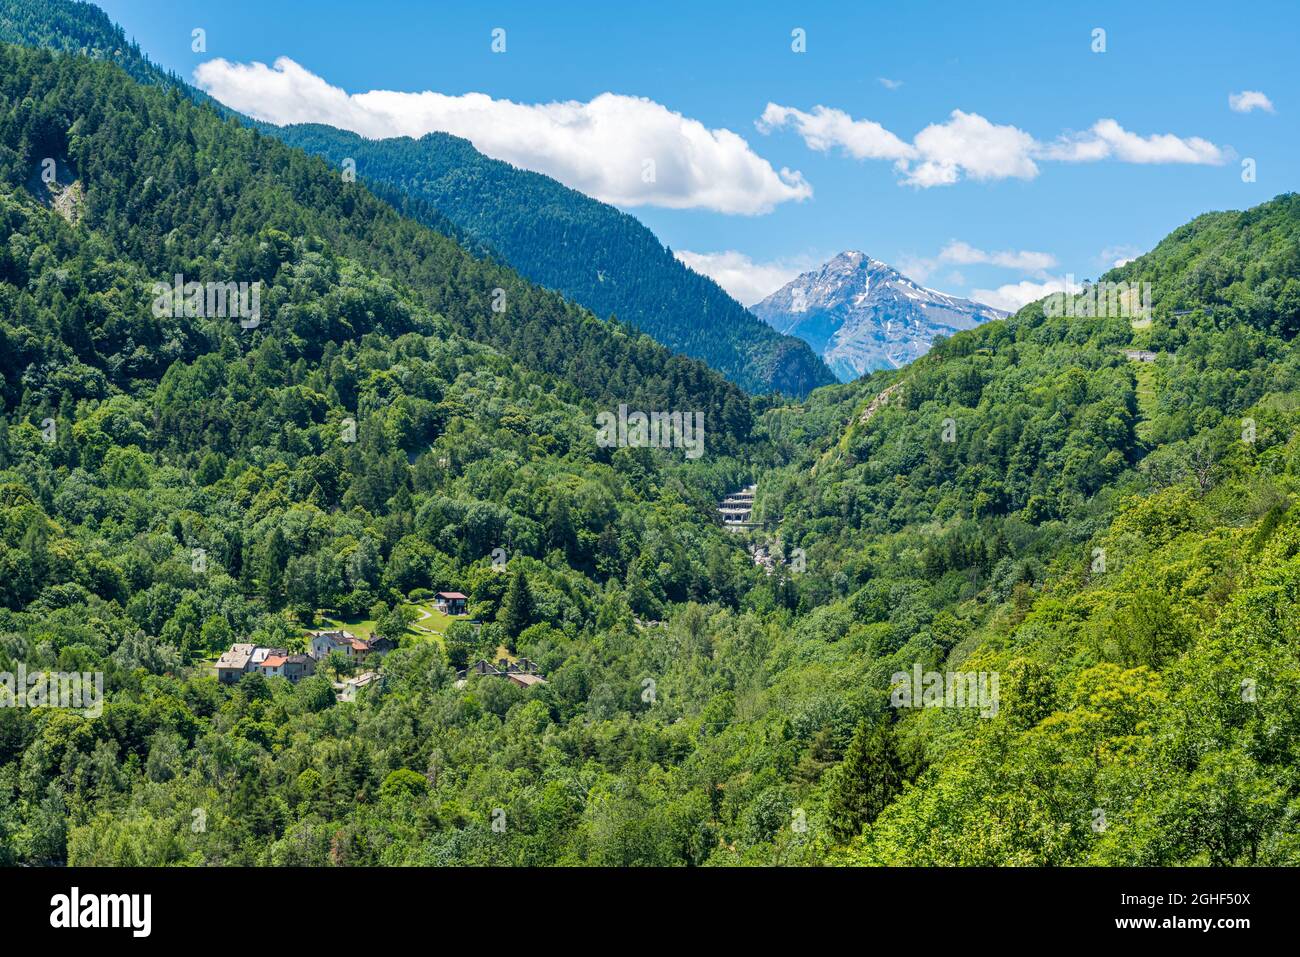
left=99, top=0, right=1297, bottom=309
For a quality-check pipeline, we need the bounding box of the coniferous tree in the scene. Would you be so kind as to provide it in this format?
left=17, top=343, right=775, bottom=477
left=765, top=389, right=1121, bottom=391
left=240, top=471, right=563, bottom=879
left=825, top=719, right=905, bottom=843
left=260, top=529, right=290, bottom=606
left=499, top=566, right=534, bottom=641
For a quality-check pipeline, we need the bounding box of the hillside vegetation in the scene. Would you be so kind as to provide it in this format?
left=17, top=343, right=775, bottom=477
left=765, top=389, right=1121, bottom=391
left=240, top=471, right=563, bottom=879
left=3, top=0, right=836, bottom=398
left=0, top=7, right=1299, bottom=866
left=270, top=125, right=837, bottom=397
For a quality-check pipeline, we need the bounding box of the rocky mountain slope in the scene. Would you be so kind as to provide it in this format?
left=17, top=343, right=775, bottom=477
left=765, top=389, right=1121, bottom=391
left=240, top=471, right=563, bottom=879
left=751, top=251, right=1006, bottom=381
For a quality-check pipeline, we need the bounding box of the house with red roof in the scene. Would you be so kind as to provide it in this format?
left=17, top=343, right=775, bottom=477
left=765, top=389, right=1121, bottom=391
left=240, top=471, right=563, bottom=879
left=215, top=644, right=316, bottom=685
left=257, top=649, right=289, bottom=678
left=310, top=629, right=367, bottom=661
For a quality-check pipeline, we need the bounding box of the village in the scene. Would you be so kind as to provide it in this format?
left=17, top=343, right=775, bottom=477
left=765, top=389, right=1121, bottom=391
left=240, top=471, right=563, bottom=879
left=214, top=494, right=778, bottom=701
left=214, top=590, right=546, bottom=700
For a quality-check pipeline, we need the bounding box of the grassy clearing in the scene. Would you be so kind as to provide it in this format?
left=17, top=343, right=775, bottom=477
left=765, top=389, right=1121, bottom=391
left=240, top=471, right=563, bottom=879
left=403, top=602, right=456, bottom=635
left=313, top=613, right=379, bottom=639
left=1133, top=361, right=1158, bottom=443
left=309, top=601, right=464, bottom=651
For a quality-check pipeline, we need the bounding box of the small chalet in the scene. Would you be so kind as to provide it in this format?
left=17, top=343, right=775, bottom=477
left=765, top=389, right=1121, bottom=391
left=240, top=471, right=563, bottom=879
left=309, top=629, right=372, bottom=661
left=257, top=649, right=290, bottom=679
left=216, top=643, right=255, bottom=684
left=435, top=592, right=468, bottom=616
left=282, top=654, right=316, bottom=683
left=368, top=635, right=398, bottom=655
left=458, top=656, right=546, bottom=688
left=337, top=671, right=380, bottom=703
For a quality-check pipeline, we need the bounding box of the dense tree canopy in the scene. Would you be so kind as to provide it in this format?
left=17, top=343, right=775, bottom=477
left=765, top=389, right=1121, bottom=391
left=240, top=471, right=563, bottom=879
left=1, top=7, right=1300, bottom=867
left=269, top=124, right=837, bottom=398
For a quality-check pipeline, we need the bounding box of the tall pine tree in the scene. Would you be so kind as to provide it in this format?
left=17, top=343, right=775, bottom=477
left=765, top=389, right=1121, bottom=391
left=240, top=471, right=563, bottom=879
left=499, top=566, right=534, bottom=642
left=826, top=718, right=905, bottom=842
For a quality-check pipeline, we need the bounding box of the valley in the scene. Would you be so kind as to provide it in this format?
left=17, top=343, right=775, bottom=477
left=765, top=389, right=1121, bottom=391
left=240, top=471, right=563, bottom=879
left=0, top=0, right=1296, bottom=877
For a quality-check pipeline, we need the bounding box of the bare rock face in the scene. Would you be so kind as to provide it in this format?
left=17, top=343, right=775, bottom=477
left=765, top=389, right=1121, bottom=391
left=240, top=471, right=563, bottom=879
left=27, top=154, right=85, bottom=225
left=751, top=251, right=1006, bottom=382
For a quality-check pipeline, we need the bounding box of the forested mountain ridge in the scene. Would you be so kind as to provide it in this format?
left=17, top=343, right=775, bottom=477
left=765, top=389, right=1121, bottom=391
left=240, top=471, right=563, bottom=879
left=0, top=43, right=755, bottom=454
left=0, top=0, right=173, bottom=87
left=267, top=125, right=837, bottom=398
left=0, top=0, right=837, bottom=398
left=747, top=192, right=1300, bottom=863
left=0, top=43, right=783, bottom=864
left=1, top=0, right=1300, bottom=870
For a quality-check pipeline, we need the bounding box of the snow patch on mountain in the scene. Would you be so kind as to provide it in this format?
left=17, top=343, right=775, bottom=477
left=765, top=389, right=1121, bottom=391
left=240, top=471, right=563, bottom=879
left=750, top=251, right=1007, bottom=381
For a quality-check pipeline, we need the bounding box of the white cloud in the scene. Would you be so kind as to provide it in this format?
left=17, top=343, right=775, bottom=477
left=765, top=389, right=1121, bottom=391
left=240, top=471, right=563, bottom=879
left=1043, top=119, right=1226, bottom=165
left=1100, top=244, right=1143, bottom=268
left=757, top=103, right=916, bottom=162
left=971, top=278, right=1082, bottom=313
left=897, top=242, right=1057, bottom=286
left=759, top=103, right=1227, bottom=187
left=895, top=254, right=939, bottom=283
left=674, top=249, right=810, bottom=306
left=1229, top=90, right=1275, bottom=114
left=194, top=56, right=811, bottom=214
left=938, top=241, right=1056, bottom=272
left=878, top=77, right=904, bottom=91
left=905, top=110, right=1040, bottom=186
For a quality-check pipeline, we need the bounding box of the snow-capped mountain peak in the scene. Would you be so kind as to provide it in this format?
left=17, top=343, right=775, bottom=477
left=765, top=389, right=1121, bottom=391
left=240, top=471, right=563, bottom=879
left=751, top=252, right=1006, bottom=381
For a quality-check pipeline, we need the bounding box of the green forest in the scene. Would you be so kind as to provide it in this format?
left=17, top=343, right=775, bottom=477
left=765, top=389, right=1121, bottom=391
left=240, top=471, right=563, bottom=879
left=0, top=0, right=836, bottom=398
left=269, top=125, right=837, bottom=399
left=1, top=1, right=1300, bottom=867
